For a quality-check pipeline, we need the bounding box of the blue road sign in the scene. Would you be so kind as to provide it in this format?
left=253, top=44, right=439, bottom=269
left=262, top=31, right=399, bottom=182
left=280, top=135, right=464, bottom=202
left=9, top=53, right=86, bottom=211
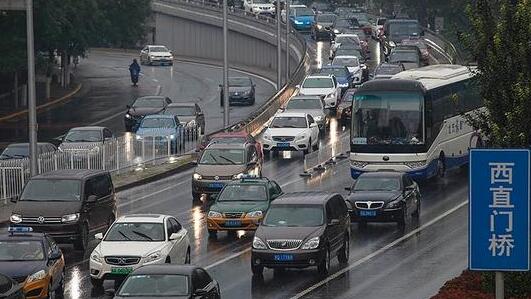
left=469, top=149, right=530, bottom=271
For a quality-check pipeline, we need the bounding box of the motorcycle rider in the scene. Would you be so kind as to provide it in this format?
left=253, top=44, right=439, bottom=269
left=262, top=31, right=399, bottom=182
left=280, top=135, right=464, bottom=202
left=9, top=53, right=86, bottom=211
left=129, top=59, right=141, bottom=87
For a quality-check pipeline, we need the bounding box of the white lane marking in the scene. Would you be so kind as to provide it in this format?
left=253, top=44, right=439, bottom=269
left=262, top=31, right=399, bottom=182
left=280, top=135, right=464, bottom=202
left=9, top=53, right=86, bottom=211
left=90, top=111, right=126, bottom=126
left=205, top=248, right=251, bottom=270
left=156, top=85, right=162, bottom=95
left=289, top=200, right=469, bottom=299
left=152, top=78, right=159, bottom=83
left=176, top=59, right=277, bottom=89
left=117, top=178, right=189, bottom=208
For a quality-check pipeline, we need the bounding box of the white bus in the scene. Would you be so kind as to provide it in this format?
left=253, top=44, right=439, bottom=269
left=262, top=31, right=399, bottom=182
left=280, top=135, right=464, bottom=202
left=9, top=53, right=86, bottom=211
left=350, top=64, right=483, bottom=180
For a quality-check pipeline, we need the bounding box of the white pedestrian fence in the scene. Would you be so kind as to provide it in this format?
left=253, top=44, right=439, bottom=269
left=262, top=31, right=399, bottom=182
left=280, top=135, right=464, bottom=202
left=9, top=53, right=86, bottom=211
left=301, top=133, right=350, bottom=176
left=0, top=127, right=200, bottom=203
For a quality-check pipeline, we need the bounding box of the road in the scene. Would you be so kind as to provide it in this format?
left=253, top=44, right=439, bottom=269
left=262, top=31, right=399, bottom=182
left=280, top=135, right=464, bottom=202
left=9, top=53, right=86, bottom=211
left=0, top=49, right=276, bottom=148
left=56, top=34, right=468, bottom=299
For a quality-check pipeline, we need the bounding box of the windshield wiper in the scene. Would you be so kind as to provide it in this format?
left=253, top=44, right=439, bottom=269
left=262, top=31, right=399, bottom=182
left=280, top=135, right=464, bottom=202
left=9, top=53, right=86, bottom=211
left=131, top=230, right=153, bottom=241
left=218, top=155, right=237, bottom=164
left=118, top=230, right=131, bottom=241
left=208, top=153, right=220, bottom=164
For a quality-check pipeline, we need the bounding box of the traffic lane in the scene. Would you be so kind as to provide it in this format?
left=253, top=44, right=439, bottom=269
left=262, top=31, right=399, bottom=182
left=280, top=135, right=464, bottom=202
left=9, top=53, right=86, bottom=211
left=206, top=168, right=469, bottom=299
left=298, top=205, right=467, bottom=299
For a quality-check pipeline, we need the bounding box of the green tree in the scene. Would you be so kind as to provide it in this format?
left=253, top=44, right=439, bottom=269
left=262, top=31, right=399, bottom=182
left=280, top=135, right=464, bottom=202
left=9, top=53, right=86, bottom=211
left=462, top=0, right=531, bottom=147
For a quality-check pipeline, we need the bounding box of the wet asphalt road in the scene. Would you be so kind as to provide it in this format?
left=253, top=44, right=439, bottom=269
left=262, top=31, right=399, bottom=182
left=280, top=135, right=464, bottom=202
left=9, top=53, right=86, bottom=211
left=0, top=49, right=276, bottom=148
left=57, top=34, right=469, bottom=299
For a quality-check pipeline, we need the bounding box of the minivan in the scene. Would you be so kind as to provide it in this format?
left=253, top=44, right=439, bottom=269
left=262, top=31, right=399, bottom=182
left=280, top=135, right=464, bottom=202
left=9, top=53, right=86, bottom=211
left=10, top=169, right=117, bottom=251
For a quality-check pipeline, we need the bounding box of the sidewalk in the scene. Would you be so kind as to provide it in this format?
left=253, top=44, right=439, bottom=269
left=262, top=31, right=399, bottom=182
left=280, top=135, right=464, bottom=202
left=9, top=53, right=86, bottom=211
left=0, top=154, right=194, bottom=226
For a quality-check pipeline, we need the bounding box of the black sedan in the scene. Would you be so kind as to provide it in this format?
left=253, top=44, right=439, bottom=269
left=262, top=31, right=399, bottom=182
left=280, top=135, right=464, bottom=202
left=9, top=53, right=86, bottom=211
left=220, top=77, right=256, bottom=106
left=124, top=96, right=172, bottom=132
left=0, top=273, right=24, bottom=299
left=114, top=265, right=220, bottom=299
left=310, top=13, right=337, bottom=40
left=345, top=171, right=421, bottom=226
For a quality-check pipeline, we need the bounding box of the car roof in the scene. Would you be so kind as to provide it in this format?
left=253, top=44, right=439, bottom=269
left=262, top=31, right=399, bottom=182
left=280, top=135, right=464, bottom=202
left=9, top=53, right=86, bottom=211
left=358, top=171, right=404, bottom=178
left=7, top=143, right=55, bottom=147
left=272, top=192, right=335, bottom=205
left=143, top=114, right=174, bottom=119
left=68, top=126, right=106, bottom=131
left=275, top=112, right=308, bottom=118
left=32, top=169, right=107, bottom=180
left=320, top=65, right=346, bottom=70
left=334, top=55, right=358, bottom=59
left=116, top=214, right=168, bottom=223
left=290, top=95, right=322, bottom=100
left=147, top=45, right=168, bottom=48
left=131, top=264, right=200, bottom=276
left=227, top=177, right=271, bottom=186
left=167, top=103, right=196, bottom=107
left=305, top=74, right=333, bottom=79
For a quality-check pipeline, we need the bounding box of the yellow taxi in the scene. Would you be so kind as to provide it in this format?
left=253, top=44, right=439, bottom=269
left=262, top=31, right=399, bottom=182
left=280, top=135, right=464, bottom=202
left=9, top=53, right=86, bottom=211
left=0, top=227, right=65, bottom=298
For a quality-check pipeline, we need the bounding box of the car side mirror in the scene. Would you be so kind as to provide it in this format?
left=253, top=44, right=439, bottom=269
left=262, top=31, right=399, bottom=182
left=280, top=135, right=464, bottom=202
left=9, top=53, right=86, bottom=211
left=329, top=219, right=340, bottom=226
left=87, top=195, right=98, bottom=203
left=169, top=232, right=181, bottom=240
left=49, top=250, right=62, bottom=260
left=95, top=232, right=104, bottom=240
left=10, top=195, right=18, bottom=203
left=310, top=122, right=318, bottom=128
left=344, top=187, right=351, bottom=191
left=296, top=84, right=301, bottom=89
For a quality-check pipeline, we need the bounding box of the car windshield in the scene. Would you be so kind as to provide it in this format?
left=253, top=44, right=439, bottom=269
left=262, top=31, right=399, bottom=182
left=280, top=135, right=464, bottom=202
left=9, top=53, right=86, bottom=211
left=118, top=274, right=189, bottom=297
left=105, top=223, right=165, bottom=242
left=164, top=106, right=195, bottom=116
left=133, top=97, right=166, bottom=108
left=286, top=99, right=323, bottom=110
left=316, top=14, right=336, bottom=23
left=140, top=118, right=175, bottom=129
left=199, top=149, right=245, bottom=165
left=64, top=130, right=102, bottom=142
left=21, top=179, right=81, bottom=201
left=0, top=241, right=44, bottom=261
left=390, top=51, right=419, bottom=63
left=270, top=116, right=307, bottom=128
left=352, top=92, right=424, bottom=145
left=354, top=176, right=401, bottom=191
left=302, top=77, right=334, bottom=88
left=263, top=204, right=324, bottom=227
left=150, top=46, right=169, bottom=53
left=319, top=67, right=348, bottom=78
left=335, top=19, right=352, bottom=28
left=336, top=36, right=360, bottom=45
left=388, top=21, right=420, bottom=41
left=218, top=185, right=267, bottom=201
left=229, top=77, right=252, bottom=87
left=294, top=7, right=314, bottom=16
left=333, top=57, right=359, bottom=67
left=1, top=145, right=29, bottom=158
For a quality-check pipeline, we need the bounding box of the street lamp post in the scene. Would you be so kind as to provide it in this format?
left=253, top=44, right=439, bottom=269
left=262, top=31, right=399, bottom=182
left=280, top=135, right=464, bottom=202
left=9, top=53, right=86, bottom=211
left=0, top=0, right=38, bottom=176
left=276, top=0, right=282, bottom=90
left=285, top=0, right=290, bottom=82
left=222, top=0, right=230, bottom=127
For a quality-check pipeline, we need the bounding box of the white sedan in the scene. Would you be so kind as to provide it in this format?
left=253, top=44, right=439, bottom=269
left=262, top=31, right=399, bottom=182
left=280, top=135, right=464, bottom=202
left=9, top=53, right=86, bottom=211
left=261, top=112, right=320, bottom=155
left=89, top=214, right=191, bottom=288
left=297, top=74, right=341, bottom=109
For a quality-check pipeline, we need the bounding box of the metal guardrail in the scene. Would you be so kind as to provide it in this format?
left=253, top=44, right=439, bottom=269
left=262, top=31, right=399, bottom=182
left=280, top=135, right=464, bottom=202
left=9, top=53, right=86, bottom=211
left=0, top=127, right=200, bottom=203
left=301, top=133, right=350, bottom=176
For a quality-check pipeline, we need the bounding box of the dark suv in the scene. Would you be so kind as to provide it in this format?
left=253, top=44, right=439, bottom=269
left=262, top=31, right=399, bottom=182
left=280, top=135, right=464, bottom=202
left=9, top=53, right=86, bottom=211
left=10, top=169, right=117, bottom=251
left=251, top=192, right=350, bottom=276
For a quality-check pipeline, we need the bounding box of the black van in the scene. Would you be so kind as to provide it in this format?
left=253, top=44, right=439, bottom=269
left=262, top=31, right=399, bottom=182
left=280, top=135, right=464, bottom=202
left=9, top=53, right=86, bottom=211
left=10, top=169, right=117, bottom=251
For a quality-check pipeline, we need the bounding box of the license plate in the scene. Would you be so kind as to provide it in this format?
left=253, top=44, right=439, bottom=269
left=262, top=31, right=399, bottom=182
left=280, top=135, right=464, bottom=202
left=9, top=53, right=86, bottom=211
left=359, top=210, right=377, bottom=217
left=111, top=267, right=133, bottom=275
left=225, top=220, right=241, bottom=227
left=208, top=183, right=225, bottom=189
left=274, top=254, right=294, bottom=261
left=277, top=142, right=290, bottom=148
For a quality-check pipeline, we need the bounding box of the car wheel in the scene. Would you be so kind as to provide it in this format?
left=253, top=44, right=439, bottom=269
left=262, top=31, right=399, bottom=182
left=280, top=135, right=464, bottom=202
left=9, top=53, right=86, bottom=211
left=73, top=224, right=88, bottom=251
left=317, top=247, right=330, bottom=275
left=251, top=263, right=264, bottom=276
left=413, top=199, right=421, bottom=218
left=192, top=192, right=201, bottom=202
left=437, top=154, right=446, bottom=178
left=312, top=140, right=319, bottom=151
left=337, top=235, right=349, bottom=264
left=165, top=256, right=171, bottom=264
left=397, top=206, right=407, bottom=227
left=47, top=282, right=55, bottom=299
left=303, top=139, right=312, bottom=155
left=208, top=230, right=218, bottom=238
left=55, top=271, right=65, bottom=298
left=90, top=277, right=104, bottom=288
left=185, top=248, right=191, bottom=264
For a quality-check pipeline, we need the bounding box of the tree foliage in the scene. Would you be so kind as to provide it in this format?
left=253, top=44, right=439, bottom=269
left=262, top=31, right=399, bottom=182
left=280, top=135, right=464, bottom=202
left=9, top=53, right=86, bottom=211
left=462, top=0, right=531, bottom=147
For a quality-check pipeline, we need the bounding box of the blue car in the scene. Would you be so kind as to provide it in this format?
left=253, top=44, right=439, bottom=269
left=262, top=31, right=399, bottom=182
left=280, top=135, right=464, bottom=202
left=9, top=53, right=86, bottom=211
left=289, top=7, right=315, bottom=31
left=135, top=115, right=184, bottom=153
left=318, top=65, right=353, bottom=92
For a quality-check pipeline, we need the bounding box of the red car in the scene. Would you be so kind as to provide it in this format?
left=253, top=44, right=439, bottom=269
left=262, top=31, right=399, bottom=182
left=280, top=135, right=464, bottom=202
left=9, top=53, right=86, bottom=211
left=198, top=131, right=264, bottom=160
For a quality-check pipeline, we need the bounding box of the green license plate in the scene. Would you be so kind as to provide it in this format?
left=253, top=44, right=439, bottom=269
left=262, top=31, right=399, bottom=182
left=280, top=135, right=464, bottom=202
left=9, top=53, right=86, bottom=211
left=111, top=267, right=134, bottom=275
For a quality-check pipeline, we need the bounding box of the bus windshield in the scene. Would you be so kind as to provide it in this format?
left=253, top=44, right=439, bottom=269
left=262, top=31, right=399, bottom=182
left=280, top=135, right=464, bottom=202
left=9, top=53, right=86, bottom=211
left=351, top=92, right=424, bottom=145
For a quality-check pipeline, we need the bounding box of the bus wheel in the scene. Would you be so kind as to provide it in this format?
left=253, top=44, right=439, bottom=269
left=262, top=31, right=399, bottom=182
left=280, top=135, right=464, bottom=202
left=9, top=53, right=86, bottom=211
left=437, top=154, right=446, bottom=178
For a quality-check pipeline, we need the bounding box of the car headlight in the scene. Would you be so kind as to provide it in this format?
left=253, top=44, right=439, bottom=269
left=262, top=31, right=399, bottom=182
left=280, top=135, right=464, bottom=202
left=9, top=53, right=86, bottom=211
left=294, top=20, right=303, bottom=24
left=208, top=211, right=222, bottom=218
left=386, top=198, right=403, bottom=209
left=136, top=135, right=143, bottom=141
left=246, top=211, right=263, bottom=218
left=252, top=237, right=267, bottom=249
left=187, top=120, right=197, bottom=127
left=10, top=214, right=22, bottom=224
left=61, top=213, right=80, bottom=223
left=405, top=160, right=426, bottom=169
left=90, top=250, right=102, bottom=263
left=193, top=173, right=202, bottom=180
left=389, top=41, right=396, bottom=47
left=295, top=134, right=306, bottom=141
left=316, top=24, right=323, bottom=30
left=125, top=113, right=132, bottom=119
left=144, top=251, right=163, bottom=263
left=169, top=134, right=176, bottom=140
left=27, top=270, right=47, bottom=283
left=301, top=236, right=320, bottom=250
left=169, top=55, right=174, bottom=60
left=150, top=55, right=156, bottom=59
left=233, top=173, right=244, bottom=180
